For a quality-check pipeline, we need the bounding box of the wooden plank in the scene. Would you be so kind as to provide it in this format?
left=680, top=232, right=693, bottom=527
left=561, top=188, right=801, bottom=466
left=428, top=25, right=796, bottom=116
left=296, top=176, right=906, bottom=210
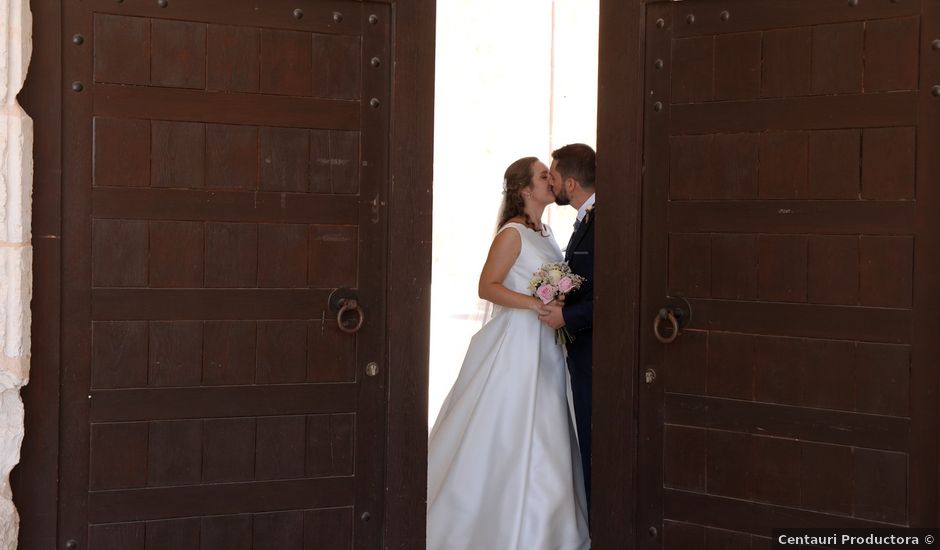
left=207, top=25, right=260, bottom=94
left=663, top=521, right=704, bottom=550
left=808, top=130, right=861, bottom=198
left=710, top=235, right=758, bottom=300
left=592, top=0, right=646, bottom=541
left=206, top=124, right=257, bottom=188
left=88, top=0, right=364, bottom=36
left=664, top=489, right=902, bottom=535
left=93, top=84, right=360, bottom=130
left=761, top=29, right=811, bottom=98
left=912, top=2, right=940, bottom=527
left=203, top=419, right=256, bottom=482
left=147, top=420, right=203, bottom=486
left=864, top=17, right=919, bottom=93
left=668, top=201, right=914, bottom=235
left=151, top=20, right=207, bottom=89
left=256, top=321, right=307, bottom=383
left=148, top=322, right=203, bottom=386
left=860, top=236, right=914, bottom=308
left=93, top=188, right=359, bottom=225
left=672, top=0, right=918, bottom=38
left=200, top=516, right=252, bottom=550
left=143, top=518, right=200, bottom=550
left=671, top=37, right=714, bottom=103
left=94, top=14, right=150, bottom=86
left=811, top=23, right=864, bottom=95
left=348, top=6, right=391, bottom=548
left=671, top=93, right=917, bottom=135
left=205, top=223, right=259, bottom=288
left=92, top=289, right=333, bottom=320
left=801, top=442, right=853, bottom=516
left=89, top=384, right=357, bottom=422
left=151, top=121, right=206, bottom=188
left=312, top=33, right=362, bottom=100
left=148, top=221, right=204, bottom=287
left=260, top=29, right=313, bottom=96
left=686, top=299, right=911, bottom=343
left=636, top=4, right=672, bottom=549
left=665, top=394, right=910, bottom=452
left=88, top=478, right=354, bottom=523
left=255, top=416, right=306, bottom=479
left=59, top=3, right=96, bottom=548
left=714, top=32, right=761, bottom=101
left=663, top=426, right=706, bottom=493
left=89, top=523, right=145, bottom=550
left=258, top=225, right=308, bottom=288
left=383, top=0, right=435, bottom=546
left=304, top=508, right=354, bottom=549
left=854, top=448, right=908, bottom=523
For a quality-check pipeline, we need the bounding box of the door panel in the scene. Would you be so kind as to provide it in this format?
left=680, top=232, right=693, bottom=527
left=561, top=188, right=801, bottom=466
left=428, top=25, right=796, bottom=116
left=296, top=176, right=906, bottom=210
left=639, top=1, right=939, bottom=547
left=60, top=1, right=390, bottom=548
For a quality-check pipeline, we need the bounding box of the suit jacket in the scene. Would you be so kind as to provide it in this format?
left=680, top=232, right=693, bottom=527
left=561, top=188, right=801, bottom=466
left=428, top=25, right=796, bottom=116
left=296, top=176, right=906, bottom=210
left=562, top=205, right=594, bottom=376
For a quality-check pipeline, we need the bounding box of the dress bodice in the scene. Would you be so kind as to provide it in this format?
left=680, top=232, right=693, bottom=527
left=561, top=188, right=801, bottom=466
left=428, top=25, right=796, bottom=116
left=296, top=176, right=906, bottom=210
left=498, top=222, right=564, bottom=295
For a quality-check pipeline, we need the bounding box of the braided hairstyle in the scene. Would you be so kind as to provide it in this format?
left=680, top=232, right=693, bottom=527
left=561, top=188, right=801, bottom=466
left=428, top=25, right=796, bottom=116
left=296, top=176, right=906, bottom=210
left=497, top=157, right=542, bottom=233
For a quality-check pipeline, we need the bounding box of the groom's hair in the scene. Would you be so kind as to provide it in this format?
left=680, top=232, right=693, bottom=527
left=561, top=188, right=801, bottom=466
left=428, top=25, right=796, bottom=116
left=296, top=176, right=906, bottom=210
left=551, top=143, right=596, bottom=190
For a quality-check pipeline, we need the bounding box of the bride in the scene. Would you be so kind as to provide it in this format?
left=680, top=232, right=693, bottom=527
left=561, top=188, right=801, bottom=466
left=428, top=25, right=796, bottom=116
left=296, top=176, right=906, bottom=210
left=427, top=157, right=590, bottom=549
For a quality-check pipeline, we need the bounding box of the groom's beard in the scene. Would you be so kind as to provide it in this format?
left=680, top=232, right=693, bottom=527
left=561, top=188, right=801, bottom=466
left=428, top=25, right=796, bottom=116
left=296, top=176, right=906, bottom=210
left=554, top=192, right=571, bottom=206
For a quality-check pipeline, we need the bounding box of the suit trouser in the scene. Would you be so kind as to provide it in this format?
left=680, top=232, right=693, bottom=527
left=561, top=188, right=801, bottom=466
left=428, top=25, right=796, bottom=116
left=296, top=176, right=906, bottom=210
left=568, top=361, right=592, bottom=520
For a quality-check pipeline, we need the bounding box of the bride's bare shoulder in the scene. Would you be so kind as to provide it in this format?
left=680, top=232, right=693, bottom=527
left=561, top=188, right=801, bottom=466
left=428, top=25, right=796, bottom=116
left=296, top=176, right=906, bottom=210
left=493, top=223, right=522, bottom=247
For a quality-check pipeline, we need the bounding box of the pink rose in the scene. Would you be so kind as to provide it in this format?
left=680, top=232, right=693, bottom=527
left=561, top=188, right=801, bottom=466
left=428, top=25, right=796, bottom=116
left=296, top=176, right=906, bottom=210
left=536, top=284, right=556, bottom=304
left=558, top=276, right=574, bottom=293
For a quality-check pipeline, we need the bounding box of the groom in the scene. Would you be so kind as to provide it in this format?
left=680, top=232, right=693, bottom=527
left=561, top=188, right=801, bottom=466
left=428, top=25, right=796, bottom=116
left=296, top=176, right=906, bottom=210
left=540, top=143, right=595, bottom=515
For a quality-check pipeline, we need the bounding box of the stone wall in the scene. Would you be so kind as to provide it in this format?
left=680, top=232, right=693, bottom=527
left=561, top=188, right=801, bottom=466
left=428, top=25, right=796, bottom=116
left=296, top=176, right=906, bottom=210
left=0, top=0, right=32, bottom=547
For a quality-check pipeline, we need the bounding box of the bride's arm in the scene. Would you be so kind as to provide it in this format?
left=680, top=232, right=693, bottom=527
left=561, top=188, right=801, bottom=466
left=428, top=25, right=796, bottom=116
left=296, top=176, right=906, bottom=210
left=478, top=229, right=549, bottom=314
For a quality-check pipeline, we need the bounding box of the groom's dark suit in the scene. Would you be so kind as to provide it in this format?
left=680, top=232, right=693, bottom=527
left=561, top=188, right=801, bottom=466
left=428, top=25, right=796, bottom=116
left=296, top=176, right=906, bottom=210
left=562, top=205, right=594, bottom=514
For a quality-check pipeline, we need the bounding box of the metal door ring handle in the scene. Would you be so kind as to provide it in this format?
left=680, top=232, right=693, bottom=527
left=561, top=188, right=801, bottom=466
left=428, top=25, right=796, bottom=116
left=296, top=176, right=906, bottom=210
left=653, top=308, right=680, bottom=344
left=337, top=299, right=364, bottom=334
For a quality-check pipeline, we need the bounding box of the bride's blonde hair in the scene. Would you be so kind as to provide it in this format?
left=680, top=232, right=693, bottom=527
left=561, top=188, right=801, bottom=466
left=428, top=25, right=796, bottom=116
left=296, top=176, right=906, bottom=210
left=497, top=157, right=541, bottom=232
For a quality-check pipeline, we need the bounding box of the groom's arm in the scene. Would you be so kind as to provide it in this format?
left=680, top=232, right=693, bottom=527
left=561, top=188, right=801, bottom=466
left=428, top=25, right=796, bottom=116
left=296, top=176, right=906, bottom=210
left=561, top=296, right=593, bottom=334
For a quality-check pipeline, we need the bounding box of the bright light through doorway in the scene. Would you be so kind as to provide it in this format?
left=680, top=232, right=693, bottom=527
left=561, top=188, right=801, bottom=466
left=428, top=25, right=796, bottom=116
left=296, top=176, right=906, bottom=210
left=429, top=0, right=599, bottom=428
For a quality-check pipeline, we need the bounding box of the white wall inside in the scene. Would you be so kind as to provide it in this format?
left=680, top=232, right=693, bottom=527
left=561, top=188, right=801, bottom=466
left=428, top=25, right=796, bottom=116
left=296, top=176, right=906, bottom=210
left=430, top=0, right=599, bottom=427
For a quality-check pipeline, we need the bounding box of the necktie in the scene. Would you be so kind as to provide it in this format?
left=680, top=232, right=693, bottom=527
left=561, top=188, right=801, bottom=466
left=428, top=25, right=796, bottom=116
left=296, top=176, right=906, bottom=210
left=573, top=218, right=582, bottom=232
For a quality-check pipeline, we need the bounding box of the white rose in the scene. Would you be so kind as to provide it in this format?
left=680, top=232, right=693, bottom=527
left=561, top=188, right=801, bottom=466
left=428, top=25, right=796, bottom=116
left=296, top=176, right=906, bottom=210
left=548, top=269, right=563, bottom=284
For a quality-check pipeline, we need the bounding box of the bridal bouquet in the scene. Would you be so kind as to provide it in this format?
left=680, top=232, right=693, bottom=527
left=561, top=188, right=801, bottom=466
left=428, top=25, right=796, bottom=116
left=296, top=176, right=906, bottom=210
left=528, top=261, right=586, bottom=345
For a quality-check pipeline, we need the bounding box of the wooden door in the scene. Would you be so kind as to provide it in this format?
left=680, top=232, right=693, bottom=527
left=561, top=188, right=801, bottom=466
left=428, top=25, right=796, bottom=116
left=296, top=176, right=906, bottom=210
left=636, top=0, right=940, bottom=547
left=55, top=2, right=398, bottom=548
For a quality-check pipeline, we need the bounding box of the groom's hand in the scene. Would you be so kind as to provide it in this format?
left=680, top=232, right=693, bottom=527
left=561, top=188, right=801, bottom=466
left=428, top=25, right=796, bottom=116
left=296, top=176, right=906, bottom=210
left=539, top=303, right=566, bottom=330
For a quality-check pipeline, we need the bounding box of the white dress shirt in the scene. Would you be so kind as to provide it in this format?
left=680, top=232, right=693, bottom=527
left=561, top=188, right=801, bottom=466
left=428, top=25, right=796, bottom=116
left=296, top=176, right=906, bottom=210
left=576, top=193, right=596, bottom=224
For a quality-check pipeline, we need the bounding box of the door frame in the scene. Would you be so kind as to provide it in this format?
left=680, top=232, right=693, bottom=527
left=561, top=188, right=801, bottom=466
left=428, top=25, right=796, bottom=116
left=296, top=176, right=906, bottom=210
left=383, top=0, right=436, bottom=547
left=13, top=1, right=435, bottom=548
left=594, top=0, right=646, bottom=546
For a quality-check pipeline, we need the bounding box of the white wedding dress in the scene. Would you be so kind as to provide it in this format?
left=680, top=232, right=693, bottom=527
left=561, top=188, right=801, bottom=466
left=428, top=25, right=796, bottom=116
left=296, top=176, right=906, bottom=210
left=427, top=222, right=590, bottom=550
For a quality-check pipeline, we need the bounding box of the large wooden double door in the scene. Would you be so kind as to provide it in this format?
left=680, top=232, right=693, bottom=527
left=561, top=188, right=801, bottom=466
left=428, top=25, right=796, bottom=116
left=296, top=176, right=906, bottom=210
left=633, top=0, right=940, bottom=547
left=16, top=0, right=435, bottom=548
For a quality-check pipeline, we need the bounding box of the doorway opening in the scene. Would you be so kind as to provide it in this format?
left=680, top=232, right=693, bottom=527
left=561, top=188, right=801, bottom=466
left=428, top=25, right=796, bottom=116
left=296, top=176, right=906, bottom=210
left=429, top=0, right=600, bottom=427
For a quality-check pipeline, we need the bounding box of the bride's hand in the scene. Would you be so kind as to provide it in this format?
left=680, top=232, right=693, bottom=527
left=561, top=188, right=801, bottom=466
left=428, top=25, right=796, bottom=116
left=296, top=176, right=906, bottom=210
left=530, top=298, right=550, bottom=316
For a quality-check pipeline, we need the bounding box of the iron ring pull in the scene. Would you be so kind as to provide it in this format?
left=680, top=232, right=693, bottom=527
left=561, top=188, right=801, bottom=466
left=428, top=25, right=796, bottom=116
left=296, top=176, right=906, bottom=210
left=653, top=308, right=680, bottom=344
left=336, top=298, right=365, bottom=334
